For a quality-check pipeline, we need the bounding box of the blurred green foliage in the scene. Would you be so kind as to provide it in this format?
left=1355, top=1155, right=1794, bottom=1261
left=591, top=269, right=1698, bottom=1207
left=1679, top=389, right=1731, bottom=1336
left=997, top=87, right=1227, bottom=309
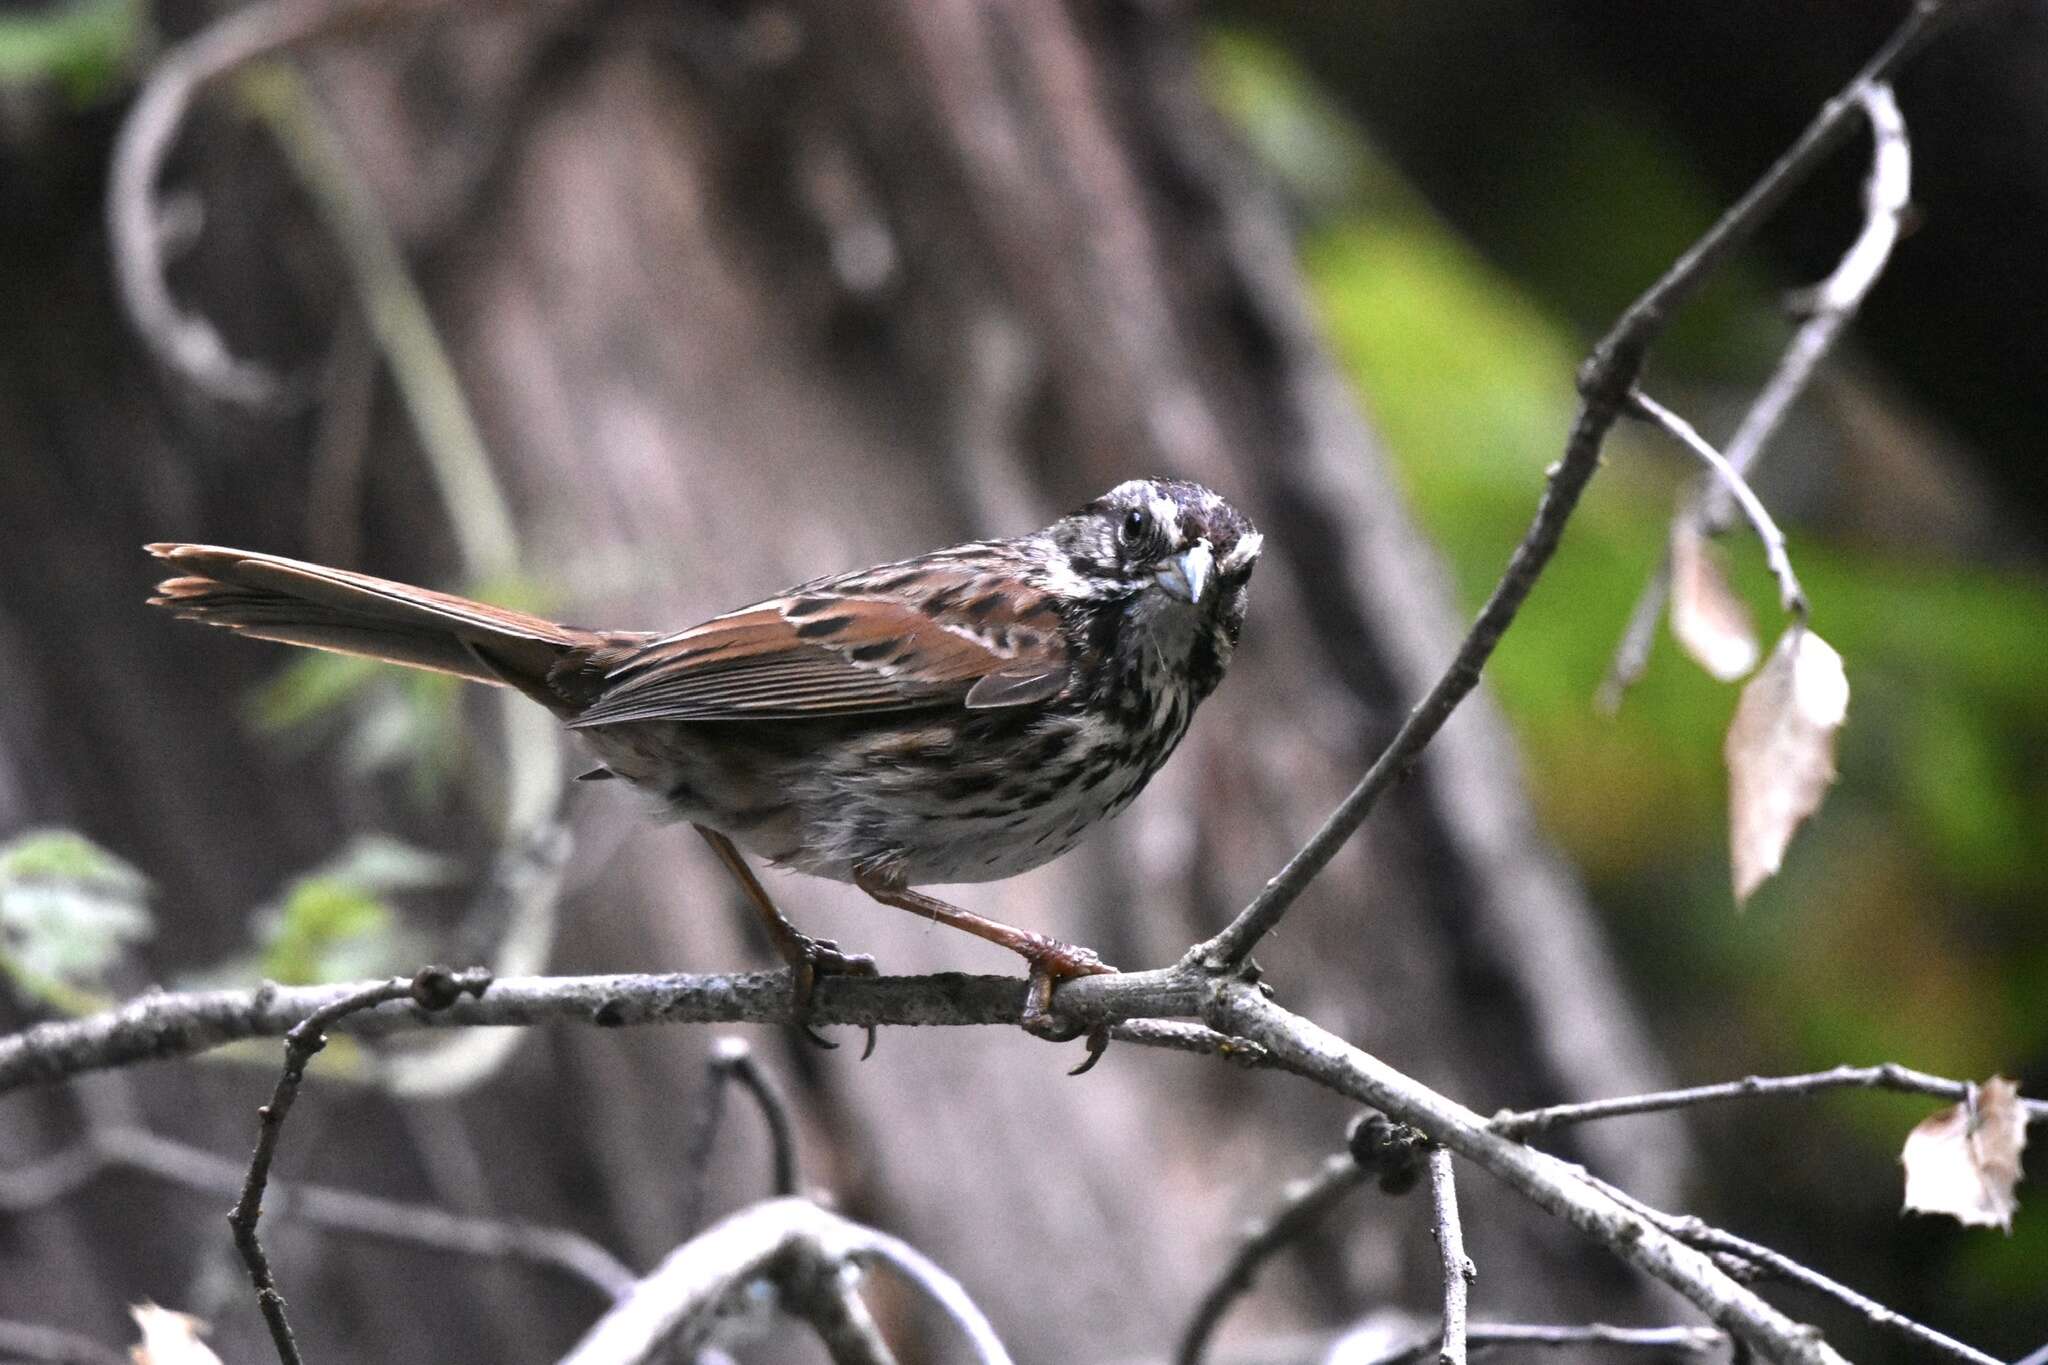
left=0, top=828, right=152, bottom=1014
left=245, top=572, right=553, bottom=804
left=1209, top=26, right=2048, bottom=1313
left=195, top=835, right=448, bottom=988
left=0, top=0, right=140, bottom=102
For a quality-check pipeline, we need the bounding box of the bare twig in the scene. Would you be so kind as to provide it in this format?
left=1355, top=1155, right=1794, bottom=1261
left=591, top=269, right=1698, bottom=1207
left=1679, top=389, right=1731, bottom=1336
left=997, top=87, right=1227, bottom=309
left=6, top=966, right=2021, bottom=1364
left=1491, top=1062, right=2048, bottom=1138
left=1188, top=0, right=1963, bottom=972
left=1603, top=80, right=1914, bottom=701
left=717, top=1038, right=800, bottom=1198
left=560, top=1198, right=1013, bottom=1365
left=1206, top=983, right=1848, bottom=1365
left=680, top=1037, right=802, bottom=1235
left=108, top=0, right=432, bottom=406
left=1427, top=1148, right=1473, bottom=1365
left=853, top=1226, right=1016, bottom=1365
left=781, top=1268, right=902, bottom=1365
left=1690, top=1222, right=2000, bottom=1365
left=1176, top=1153, right=1370, bottom=1365
left=1587, top=1177, right=2001, bottom=1365
left=1624, top=391, right=1807, bottom=616
left=238, top=61, right=519, bottom=577
left=1357, top=1322, right=1726, bottom=1364
left=1107, top=1019, right=1272, bottom=1067
left=0, top=1123, right=631, bottom=1299
left=227, top=968, right=490, bottom=1365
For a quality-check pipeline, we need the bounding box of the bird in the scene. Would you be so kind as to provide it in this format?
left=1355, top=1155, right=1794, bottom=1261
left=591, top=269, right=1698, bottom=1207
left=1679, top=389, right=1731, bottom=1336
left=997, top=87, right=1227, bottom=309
left=149, top=477, right=1261, bottom=1051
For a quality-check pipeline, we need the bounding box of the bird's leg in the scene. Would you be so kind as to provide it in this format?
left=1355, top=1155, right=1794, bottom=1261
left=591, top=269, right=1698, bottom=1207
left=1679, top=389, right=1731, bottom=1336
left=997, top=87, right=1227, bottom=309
left=853, top=875, right=1116, bottom=1070
left=694, top=825, right=877, bottom=1055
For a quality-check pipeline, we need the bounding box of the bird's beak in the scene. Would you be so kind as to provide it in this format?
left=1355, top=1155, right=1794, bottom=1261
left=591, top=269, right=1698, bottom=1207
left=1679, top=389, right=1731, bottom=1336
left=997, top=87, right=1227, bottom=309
left=1154, top=540, right=1214, bottom=605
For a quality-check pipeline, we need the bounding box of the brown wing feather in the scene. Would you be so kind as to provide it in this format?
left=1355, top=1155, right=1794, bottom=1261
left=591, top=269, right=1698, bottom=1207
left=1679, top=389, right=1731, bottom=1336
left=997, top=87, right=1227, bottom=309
left=570, top=570, right=1071, bottom=727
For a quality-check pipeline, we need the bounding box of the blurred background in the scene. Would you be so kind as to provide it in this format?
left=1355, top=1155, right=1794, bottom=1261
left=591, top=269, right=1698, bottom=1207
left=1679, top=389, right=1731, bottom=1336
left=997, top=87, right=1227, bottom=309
left=1, top=0, right=2043, bottom=1361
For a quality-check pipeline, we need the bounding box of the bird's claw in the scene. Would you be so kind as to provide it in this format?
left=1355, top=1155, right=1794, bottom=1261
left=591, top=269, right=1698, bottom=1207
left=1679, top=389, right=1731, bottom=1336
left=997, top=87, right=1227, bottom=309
left=1017, top=940, right=1116, bottom=1073
left=787, top=934, right=880, bottom=1056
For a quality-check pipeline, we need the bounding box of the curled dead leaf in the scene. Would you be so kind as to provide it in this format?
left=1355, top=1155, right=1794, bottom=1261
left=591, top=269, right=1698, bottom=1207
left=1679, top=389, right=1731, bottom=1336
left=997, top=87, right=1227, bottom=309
left=1669, top=520, right=1760, bottom=682
left=1724, top=625, right=1848, bottom=904
left=1901, top=1077, right=2029, bottom=1232
left=129, top=1303, right=224, bottom=1365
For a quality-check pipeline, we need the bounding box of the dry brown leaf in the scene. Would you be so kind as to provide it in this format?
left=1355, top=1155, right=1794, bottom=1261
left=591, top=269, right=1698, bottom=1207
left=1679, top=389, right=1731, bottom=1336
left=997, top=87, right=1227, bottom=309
left=1902, top=1077, right=2029, bottom=1232
left=1669, top=520, right=1760, bottom=682
left=1725, top=625, right=1848, bottom=903
left=129, top=1303, right=224, bottom=1365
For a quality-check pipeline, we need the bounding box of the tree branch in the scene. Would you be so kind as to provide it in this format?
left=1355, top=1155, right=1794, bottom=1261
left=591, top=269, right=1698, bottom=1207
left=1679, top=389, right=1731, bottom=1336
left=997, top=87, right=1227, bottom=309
left=1603, top=79, right=1915, bottom=701
left=559, top=1198, right=1012, bottom=1365
left=1204, top=984, right=1849, bottom=1365
left=1491, top=1062, right=2048, bottom=1138
left=1427, top=1148, right=1474, bottom=1365
left=107, top=0, right=441, bottom=407
left=1625, top=390, right=1806, bottom=616
left=1358, top=1322, right=1726, bottom=1364
left=1187, top=0, right=1966, bottom=971
left=0, top=1122, right=632, bottom=1300
left=1176, top=1151, right=1369, bottom=1365
left=226, top=968, right=489, bottom=1365
left=1586, top=1176, right=2003, bottom=1365
left=680, top=1036, right=802, bottom=1236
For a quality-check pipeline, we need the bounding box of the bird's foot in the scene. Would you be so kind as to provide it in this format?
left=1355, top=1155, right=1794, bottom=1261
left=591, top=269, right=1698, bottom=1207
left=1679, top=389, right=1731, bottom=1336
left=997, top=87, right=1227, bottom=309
left=1017, top=938, right=1117, bottom=1075
left=786, top=934, right=881, bottom=1058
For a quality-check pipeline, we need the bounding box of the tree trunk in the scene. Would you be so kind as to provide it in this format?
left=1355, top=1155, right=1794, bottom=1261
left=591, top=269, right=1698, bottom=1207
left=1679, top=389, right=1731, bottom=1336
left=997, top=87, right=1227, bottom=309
left=0, top=2, right=1683, bottom=1359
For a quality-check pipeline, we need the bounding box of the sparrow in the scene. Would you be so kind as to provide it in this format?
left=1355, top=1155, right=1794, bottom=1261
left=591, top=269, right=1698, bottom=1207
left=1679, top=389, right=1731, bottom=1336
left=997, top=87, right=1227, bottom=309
left=150, top=477, right=1261, bottom=1052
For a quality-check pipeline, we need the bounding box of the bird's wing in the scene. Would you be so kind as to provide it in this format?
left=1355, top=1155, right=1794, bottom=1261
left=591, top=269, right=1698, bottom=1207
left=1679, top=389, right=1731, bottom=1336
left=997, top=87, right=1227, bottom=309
left=567, top=559, right=1071, bottom=726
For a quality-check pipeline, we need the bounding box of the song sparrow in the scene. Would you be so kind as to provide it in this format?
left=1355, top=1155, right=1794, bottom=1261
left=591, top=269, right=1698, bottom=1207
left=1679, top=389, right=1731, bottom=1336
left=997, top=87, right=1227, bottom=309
left=150, top=477, right=1261, bottom=1042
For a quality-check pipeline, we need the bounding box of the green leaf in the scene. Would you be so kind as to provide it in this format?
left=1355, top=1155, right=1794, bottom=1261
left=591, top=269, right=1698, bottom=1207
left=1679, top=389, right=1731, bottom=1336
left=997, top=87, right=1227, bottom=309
left=248, top=652, right=382, bottom=735
left=0, top=829, right=153, bottom=1010
left=0, top=0, right=142, bottom=103
left=241, top=835, right=450, bottom=985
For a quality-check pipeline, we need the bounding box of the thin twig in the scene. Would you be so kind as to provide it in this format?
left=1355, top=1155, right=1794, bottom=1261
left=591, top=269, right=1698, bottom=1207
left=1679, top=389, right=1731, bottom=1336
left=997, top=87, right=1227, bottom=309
left=854, top=1225, right=1017, bottom=1365
left=781, top=1268, right=902, bottom=1365
left=1108, top=1019, right=1272, bottom=1067
left=1427, top=1148, right=1473, bottom=1365
left=0, top=1123, right=632, bottom=1299
left=1491, top=1062, right=2048, bottom=1138
left=560, top=1198, right=1014, bottom=1365
left=1716, top=82, right=1913, bottom=497
left=1688, top=1222, right=2001, bottom=1365
left=1358, top=1323, right=1726, bottom=1364
left=226, top=968, right=490, bottom=1365
left=1207, top=983, right=1849, bottom=1365
left=1176, top=1152, right=1369, bottom=1365
left=1602, top=79, right=1914, bottom=701
left=1624, top=390, right=1807, bottom=616
left=1595, top=554, right=1673, bottom=714
left=238, top=61, right=519, bottom=578
left=1586, top=1176, right=2001, bottom=1365
left=681, top=1037, right=802, bottom=1234
left=107, top=0, right=431, bottom=407
left=1, top=971, right=2023, bottom=1365
left=1188, top=0, right=1963, bottom=972
left=716, top=1038, right=801, bottom=1198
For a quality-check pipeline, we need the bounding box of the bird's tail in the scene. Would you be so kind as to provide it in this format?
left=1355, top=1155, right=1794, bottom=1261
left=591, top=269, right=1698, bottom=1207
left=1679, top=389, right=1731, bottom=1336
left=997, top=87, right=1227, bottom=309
left=147, top=543, right=597, bottom=704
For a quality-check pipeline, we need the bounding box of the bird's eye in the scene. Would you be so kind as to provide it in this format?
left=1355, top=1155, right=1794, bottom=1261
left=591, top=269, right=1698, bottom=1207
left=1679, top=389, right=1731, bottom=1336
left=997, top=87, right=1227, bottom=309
left=1119, top=507, right=1151, bottom=547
